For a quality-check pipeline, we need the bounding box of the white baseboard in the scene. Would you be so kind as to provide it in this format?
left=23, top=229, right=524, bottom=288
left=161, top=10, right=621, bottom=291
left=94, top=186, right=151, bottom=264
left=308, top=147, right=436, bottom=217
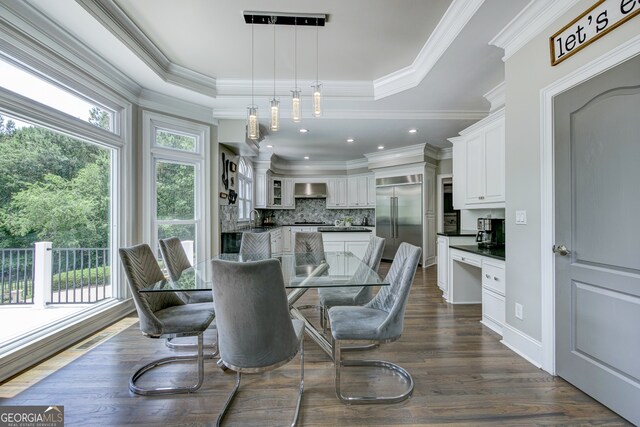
left=501, top=323, right=543, bottom=369
left=0, top=300, right=135, bottom=382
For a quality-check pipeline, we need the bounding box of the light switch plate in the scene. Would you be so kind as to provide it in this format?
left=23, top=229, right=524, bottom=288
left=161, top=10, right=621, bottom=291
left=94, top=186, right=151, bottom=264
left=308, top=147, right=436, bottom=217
left=515, top=303, right=524, bottom=320
left=515, top=210, right=527, bottom=225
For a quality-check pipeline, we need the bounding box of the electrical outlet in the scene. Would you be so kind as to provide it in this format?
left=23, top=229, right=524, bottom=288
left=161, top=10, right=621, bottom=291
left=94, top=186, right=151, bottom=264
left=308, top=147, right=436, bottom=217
left=515, top=210, right=527, bottom=225
left=515, top=303, right=524, bottom=320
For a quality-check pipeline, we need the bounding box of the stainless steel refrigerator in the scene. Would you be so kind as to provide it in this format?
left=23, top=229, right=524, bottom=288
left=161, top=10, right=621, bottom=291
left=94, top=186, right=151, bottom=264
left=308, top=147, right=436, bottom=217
left=376, top=175, right=423, bottom=261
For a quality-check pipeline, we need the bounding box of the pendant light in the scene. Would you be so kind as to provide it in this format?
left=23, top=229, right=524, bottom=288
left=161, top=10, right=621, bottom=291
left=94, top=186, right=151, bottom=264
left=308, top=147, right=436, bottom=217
left=270, top=18, right=280, bottom=132
left=291, top=18, right=301, bottom=123
left=311, top=18, right=322, bottom=117
left=247, top=16, right=259, bottom=141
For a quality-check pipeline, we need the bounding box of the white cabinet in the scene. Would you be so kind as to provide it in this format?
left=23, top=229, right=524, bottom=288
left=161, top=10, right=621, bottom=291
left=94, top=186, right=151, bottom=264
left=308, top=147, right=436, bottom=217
left=288, top=226, right=318, bottom=252
left=346, top=174, right=375, bottom=208
left=327, top=178, right=348, bottom=208
left=481, top=260, right=505, bottom=335
left=347, top=175, right=369, bottom=208
left=367, top=175, right=376, bottom=207
left=270, top=228, right=283, bottom=253
left=282, top=227, right=291, bottom=252
left=282, top=178, right=295, bottom=209
left=321, top=232, right=372, bottom=259
left=254, top=169, right=268, bottom=208
left=269, top=177, right=283, bottom=208
left=451, top=108, right=505, bottom=209
left=437, top=236, right=449, bottom=295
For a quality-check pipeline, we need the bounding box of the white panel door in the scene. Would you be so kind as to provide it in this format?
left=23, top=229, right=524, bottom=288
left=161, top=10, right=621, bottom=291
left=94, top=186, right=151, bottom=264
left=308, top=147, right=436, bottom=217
left=483, top=120, right=505, bottom=203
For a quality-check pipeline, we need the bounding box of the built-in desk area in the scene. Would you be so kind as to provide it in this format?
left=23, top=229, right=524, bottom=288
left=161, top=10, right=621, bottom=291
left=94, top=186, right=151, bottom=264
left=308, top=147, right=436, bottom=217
left=447, top=244, right=506, bottom=336
left=438, top=232, right=506, bottom=336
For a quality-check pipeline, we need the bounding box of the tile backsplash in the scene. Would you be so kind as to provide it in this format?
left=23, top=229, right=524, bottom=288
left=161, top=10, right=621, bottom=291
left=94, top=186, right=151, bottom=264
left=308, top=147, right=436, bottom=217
left=263, top=199, right=375, bottom=225
left=220, top=205, right=239, bottom=232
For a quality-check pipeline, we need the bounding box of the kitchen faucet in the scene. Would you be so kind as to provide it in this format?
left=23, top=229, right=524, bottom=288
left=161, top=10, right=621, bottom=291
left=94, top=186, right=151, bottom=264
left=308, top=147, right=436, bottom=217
left=249, top=209, right=260, bottom=228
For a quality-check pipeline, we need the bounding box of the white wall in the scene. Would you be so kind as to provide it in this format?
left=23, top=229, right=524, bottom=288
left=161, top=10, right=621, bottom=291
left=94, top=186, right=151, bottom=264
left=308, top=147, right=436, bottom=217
left=504, top=0, right=640, bottom=348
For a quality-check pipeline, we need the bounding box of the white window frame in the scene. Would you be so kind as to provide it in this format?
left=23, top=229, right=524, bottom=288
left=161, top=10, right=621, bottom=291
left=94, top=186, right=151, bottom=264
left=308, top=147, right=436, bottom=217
left=237, top=157, right=253, bottom=222
left=142, top=111, right=211, bottom=264
left=0, top=62, right=133, bottom=381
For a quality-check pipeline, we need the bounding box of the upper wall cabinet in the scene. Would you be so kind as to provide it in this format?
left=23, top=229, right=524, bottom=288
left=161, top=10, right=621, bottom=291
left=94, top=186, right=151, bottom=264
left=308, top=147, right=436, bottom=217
left=254, top=169, right=268, bottom=208
left=347, top=175, right=371, bottom=208
left=327, top=178, right=348, bottom=209
left=451, top=108, right=505, bottom=210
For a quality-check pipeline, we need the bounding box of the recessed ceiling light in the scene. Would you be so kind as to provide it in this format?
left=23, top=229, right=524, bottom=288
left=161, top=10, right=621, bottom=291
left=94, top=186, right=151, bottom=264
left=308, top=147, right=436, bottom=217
left=346, top=138, right=354, bottom=143
left=266, top=144, right=273, bottom=148
left=409, top=129, right=417, bottom=133
left=304, top=156, right=309, bottom=160
left=378, top=145, right=384, bottom=150
left=299, top=128, right=309, bottom=133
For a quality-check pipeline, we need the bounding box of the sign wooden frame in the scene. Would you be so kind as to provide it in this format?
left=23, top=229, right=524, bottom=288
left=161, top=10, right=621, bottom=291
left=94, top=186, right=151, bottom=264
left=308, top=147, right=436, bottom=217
left=550, top=0, right=640, bottom=66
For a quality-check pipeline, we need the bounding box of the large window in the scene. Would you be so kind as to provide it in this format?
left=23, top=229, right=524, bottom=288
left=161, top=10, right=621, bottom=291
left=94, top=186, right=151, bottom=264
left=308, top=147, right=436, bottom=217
left=0, top=51, right=128, bottom=374
left=237, top=158, right=253, bottom=221
left=144, top=112, right=210, bottom=265
left=0, top=58, right=115, bottom=132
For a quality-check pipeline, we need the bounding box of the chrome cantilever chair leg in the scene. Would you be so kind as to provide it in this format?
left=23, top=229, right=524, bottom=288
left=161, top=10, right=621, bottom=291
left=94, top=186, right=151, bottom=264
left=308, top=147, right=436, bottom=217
left=165, top=327, right=220, bottom=359
left=129, top=333, right=206, bottom=396
left=216, top=340, right=304, bottom=427
left=333, top=339, right=414, bottom=404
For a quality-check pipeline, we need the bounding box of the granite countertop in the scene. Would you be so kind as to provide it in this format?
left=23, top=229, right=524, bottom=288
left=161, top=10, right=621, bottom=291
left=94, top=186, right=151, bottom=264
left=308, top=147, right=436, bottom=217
left=449, top=244, right=505, bottom=261
left=221, top=225, right=280, bottom=234
left=317, top=226, right=372, bottom=232
left=437, top=230, right=477, bottom=237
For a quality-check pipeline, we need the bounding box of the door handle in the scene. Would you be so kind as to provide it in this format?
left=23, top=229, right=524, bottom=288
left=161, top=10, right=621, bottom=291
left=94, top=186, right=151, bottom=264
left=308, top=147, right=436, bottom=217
left=553, top=244, right=571, bottom=256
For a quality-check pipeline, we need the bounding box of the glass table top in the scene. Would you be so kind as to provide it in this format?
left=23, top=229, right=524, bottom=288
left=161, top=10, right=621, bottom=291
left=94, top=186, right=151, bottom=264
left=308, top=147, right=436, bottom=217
left=141, top=251, right=388, bottom=293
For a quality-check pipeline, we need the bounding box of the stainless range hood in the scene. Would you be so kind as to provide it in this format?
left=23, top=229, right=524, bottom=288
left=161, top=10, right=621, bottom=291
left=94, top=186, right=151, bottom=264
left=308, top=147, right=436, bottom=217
left=294, top=183, right=327, bottom=198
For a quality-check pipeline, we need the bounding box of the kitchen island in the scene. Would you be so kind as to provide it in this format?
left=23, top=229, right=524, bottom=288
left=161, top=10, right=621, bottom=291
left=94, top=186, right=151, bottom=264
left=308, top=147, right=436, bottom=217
left=319, top=226, right=373, bottom=259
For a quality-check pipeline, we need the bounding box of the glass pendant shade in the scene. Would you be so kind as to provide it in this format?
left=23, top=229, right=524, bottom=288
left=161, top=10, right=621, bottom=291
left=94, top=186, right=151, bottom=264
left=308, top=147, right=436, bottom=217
left=247, top=105, right=259, bottom=140
left=312, top=83, right=322, bottom=117
left=270, top=98, right=280, bottom=131
left=291, top=89, right=301, bottom=123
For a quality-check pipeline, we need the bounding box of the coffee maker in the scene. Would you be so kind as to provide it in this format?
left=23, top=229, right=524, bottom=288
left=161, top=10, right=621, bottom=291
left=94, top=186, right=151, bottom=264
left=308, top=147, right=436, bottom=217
left=476, top=218, right=505, bottom=248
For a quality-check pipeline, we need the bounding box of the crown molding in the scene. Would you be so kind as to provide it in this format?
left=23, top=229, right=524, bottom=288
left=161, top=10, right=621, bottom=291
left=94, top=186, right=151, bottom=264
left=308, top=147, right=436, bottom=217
left=483, top=81, right=505, bottom=112
left=345, top=158, right=369, bottom=171
left=75, top=0, right=217, bottom=96
left=364, top=143, right=427, bottom=162
left=438, top=147, right=453, bottom=160
left=0, top=1, right=141, bottom=104
left=216, top=79, right=373, bottom=98
left=373, top=0, right=484, bottom=100
left=211, top=106, right=487, bottom=120
left=489, top=0, right=581, bottom=62
left=138, top=89, right=216, bottom=124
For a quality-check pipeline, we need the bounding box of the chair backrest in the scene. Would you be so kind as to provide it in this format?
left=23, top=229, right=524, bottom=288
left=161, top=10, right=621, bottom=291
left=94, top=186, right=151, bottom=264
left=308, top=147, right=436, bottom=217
left=365, top=242, right=421, bottom=339
left=239, top=232, right=272, bottom=257
left=159, top=237, right=192, bottom=281
left=211, top=259, right=300, bottom=369
left=294, top=231, right=324, bottom=254
left=362, top=235, right=385, bottom=273
left=119, top=244, right=185, bottom=336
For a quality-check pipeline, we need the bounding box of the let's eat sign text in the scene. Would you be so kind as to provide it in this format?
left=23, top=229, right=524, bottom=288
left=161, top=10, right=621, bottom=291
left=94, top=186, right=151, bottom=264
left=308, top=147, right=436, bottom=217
left=550, top=0, right=640, bottom=66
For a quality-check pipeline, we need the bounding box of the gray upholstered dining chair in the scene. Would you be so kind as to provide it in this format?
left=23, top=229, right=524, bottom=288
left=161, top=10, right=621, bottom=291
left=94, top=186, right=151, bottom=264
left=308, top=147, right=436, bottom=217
left=318, top=236, right=385, bottom=324
left=211, top=258, right=304, bottom=426
left=119, top=244, right=215, bottom=395
left=159, top=237, right=217, bottom=352
left=294, top=231, right=324, bottom=255
left=159, top=237, right=212, bottom=304
left=328, top=242, right=421, bottom=404
left=239, top=231, right=272, bottom=257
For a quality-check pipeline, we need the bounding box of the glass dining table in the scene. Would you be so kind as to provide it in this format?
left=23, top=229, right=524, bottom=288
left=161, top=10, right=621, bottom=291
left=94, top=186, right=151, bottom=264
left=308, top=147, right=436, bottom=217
left=141, top=251, right=389, bottom=358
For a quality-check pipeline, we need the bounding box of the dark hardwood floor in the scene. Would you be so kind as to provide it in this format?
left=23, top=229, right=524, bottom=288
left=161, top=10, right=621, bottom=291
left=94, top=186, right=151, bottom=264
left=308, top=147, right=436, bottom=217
left=1, top=263, right=630, bottom=426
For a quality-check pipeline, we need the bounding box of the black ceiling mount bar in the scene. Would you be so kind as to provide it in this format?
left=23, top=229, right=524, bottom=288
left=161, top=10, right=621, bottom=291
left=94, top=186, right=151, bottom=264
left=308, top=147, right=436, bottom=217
left=243, top=11, right=326, bottom=26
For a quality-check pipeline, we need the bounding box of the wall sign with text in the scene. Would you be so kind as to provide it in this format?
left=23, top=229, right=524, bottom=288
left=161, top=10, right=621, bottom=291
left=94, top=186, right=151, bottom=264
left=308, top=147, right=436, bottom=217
left=550, top=0, right=640, bottom=66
